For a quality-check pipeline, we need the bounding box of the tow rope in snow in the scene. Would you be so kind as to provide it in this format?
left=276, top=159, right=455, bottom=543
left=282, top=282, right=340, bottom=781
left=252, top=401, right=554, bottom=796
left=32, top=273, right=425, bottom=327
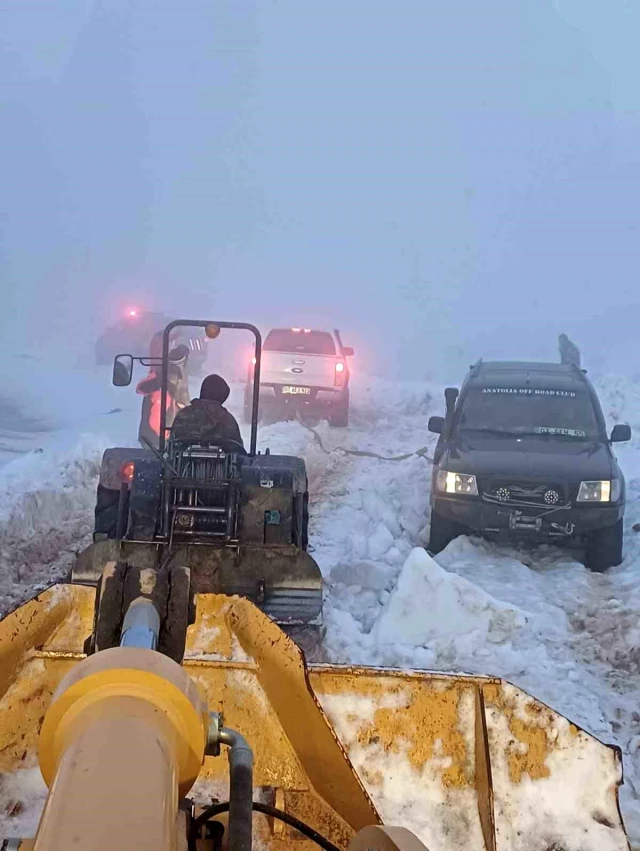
left=294, top=413, right=433, bottom=463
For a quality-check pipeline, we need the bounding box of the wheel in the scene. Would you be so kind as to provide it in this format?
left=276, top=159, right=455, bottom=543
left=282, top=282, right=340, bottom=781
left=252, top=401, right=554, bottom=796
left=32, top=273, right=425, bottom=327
left=329, top=390, right=349, bottom=427
left=585, top=519, right=623, bottom=572
left=428, top=509, right=466, bottom=554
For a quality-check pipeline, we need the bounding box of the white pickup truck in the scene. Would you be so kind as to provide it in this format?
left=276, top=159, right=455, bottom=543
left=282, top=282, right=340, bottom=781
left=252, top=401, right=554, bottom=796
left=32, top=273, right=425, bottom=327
left=245, top=328, right=354, bottom=426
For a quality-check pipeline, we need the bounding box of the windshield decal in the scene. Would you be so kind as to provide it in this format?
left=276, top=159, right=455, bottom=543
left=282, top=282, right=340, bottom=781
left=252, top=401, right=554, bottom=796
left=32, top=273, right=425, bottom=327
left=533, top=426, right=586, bottom=437
left=482, top=388, right=577, bottom=397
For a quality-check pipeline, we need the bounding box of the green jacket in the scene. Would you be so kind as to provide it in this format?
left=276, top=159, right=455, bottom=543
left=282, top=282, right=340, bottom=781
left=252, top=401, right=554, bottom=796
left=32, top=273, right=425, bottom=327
left=171, top=399, right=245, bottom=451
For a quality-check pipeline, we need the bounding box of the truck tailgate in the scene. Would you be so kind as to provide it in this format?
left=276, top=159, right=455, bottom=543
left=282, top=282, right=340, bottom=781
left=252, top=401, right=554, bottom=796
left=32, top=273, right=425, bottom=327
left=261, top=351, right=337, bottom=390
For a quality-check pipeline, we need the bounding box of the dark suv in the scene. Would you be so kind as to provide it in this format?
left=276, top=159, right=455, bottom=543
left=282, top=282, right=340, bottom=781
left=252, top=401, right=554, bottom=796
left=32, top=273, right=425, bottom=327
left=428, top=361, right=631, bottom=571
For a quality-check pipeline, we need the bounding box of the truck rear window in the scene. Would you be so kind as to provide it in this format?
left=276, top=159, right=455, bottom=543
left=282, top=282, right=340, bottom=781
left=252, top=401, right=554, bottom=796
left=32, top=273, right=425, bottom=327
left=456, top=386, right=600, bottom=439
left=264, top=330, right=336, bottom=355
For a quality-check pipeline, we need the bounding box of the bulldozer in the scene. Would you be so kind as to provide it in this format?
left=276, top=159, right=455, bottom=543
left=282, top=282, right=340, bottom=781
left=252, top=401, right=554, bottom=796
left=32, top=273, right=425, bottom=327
left=0, top=320, right=631, bottom=850
left=75, top=319, right=323, bottom=658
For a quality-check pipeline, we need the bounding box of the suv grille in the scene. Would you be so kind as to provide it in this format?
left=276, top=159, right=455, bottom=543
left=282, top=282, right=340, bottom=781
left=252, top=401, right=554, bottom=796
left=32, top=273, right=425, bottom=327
left=483, top=478, right=568, bottom=506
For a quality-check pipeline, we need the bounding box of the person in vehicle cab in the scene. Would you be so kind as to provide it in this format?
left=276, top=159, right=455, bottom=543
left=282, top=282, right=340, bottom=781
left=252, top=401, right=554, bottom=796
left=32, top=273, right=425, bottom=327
left=171, top=374, right=245, bottom=452
left=558, top=333, right=581, bottom=369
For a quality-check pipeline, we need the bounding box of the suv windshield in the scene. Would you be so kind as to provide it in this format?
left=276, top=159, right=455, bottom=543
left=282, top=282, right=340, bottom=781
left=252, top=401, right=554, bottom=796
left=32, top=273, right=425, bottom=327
left=264, top=329, right=336, bottom=355
left=456, top=386, right=600, bottom=439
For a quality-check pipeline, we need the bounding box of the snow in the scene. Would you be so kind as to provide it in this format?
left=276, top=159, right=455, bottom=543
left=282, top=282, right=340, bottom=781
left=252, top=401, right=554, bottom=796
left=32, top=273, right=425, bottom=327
left=486, top=685, right=627, bottom=851
left=0, top=768, right=48, bottom=841
left=318, top=687, right=487, bottom=851
left=3, top=364, right=640, bottom=846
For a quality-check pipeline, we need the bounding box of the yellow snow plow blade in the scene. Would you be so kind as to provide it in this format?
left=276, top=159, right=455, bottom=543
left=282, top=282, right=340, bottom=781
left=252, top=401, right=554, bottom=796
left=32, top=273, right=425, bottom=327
left=0, top=585, right=630, bottom=851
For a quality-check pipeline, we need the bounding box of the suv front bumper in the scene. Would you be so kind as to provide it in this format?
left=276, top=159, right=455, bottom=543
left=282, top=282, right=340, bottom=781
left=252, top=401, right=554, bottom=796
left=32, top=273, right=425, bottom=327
left=432, top=494, right=624, bottom=539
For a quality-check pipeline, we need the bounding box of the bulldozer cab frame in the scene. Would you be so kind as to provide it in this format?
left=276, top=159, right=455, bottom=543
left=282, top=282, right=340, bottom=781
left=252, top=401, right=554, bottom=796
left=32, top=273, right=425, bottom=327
left=158, top=319, right=262, bottom=455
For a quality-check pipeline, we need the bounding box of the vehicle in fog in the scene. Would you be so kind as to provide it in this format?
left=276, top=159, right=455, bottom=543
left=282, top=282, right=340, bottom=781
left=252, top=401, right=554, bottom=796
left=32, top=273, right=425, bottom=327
left=428, top=360, right=631, bottom=571
left=245, top=327, right=354, bottom=427
left=95, top=308, right=208, bottom=375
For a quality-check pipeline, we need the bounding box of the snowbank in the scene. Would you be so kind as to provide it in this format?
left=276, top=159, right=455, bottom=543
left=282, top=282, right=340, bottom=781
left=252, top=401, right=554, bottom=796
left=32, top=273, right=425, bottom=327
left=374, top=547, right=528, bottom=650
left=0, top=436, right=110, bottom=614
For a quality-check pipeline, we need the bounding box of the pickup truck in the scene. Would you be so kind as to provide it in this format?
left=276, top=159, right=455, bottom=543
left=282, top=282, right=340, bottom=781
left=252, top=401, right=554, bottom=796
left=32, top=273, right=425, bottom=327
left=245, top=328, right=354, bottom=426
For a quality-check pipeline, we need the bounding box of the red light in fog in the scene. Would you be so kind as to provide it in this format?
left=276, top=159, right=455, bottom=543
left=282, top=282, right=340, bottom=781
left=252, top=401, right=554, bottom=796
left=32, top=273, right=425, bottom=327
left=127, top=308, right=139, bottom=319
left=251, top=357, right=256, bottom=365
left=335, top=362, right=345, bottom=373
left=121, top=461, right=135, bottom=484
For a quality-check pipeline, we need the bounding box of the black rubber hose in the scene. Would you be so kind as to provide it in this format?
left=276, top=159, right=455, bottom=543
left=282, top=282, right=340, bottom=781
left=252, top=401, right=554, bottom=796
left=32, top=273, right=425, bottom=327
left=219, top=728, right=253, bottom=851
left=188, top=801, right=342, bottom=851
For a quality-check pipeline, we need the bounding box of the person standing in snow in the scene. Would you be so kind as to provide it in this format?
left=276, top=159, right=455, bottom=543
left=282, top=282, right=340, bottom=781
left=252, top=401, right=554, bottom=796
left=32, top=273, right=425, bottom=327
left=558, top=334, right=581, bottom=369
left=137, top=344, right=190, bottom=449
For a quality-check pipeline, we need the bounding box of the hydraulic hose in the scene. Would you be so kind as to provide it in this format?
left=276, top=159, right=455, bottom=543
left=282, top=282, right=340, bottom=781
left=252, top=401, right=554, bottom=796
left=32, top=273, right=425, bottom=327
left=218, top=727, right=253, bottom=851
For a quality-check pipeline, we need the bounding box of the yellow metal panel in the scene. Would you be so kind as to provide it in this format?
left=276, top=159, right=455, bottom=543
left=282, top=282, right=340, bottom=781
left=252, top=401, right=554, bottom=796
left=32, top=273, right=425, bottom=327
left=0, top=586, right=630, bottom=851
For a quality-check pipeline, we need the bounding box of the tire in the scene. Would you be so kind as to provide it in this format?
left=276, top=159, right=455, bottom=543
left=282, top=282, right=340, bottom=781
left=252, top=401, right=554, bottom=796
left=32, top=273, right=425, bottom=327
left=428, top=509, right=466, bottom=554
left=585, top=519, right=623, bottom=573
left=329, top=390, right=349, bottom=428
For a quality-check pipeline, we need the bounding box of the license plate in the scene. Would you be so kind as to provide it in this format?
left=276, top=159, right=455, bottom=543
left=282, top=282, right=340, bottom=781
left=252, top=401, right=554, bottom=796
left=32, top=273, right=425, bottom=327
left=282, top=386, right=311, bottom=395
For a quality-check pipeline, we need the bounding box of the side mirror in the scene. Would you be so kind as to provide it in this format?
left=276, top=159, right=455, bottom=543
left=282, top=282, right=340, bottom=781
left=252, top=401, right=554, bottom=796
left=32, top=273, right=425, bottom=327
left=428, top=415, right=445, bottom=434
left=113, top=354, right=134, bottom=387
left=342, top=346, right=355, bottom=357
left=611, top=423, right=631, bottom=443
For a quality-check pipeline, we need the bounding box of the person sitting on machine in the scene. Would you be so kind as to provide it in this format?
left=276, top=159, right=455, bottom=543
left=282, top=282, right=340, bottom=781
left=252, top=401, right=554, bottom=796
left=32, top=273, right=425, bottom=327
left=171, top=373, right=245, bottom=452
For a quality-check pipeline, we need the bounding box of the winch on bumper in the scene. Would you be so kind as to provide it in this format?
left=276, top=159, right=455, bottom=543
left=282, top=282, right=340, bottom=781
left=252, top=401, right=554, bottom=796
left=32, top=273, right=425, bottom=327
left=432, top=491, right=624, bottom=540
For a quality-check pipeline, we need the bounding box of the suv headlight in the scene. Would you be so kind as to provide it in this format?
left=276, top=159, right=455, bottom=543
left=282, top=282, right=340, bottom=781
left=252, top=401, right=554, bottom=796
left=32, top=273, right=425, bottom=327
left=436, top=470, right=478, bottom=496
left=577, top=480, right=620, bottom=503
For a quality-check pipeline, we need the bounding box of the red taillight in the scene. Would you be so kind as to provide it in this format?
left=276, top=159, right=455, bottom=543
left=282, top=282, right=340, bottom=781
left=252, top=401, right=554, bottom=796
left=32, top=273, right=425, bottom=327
left=121, top=461, right=135, bottom=485
left=252, top=357, right=257, bottom=365
left=334, top=361, right=346, bottom=387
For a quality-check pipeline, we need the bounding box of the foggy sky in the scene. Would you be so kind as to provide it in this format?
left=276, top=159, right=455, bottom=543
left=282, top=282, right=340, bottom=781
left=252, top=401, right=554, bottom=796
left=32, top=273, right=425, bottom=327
left=1, top=1, right=639, bottom=379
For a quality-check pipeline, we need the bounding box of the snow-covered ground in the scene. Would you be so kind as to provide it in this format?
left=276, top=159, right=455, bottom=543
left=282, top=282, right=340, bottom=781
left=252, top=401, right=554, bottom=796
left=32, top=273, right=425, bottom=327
left=2, top=358, right=640, bottom=845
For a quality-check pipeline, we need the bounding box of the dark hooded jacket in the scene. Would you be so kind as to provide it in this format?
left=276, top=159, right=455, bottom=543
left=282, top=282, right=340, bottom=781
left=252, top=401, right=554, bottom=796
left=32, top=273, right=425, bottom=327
left=171, top=399, right=245, bottom=451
